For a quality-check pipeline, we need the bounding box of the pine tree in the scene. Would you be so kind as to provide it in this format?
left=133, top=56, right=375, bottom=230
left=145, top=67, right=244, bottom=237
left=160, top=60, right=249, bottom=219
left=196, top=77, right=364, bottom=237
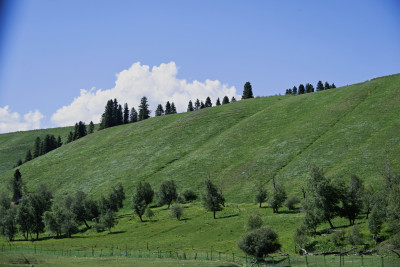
left=216, top=98, right=221, bottom=106
left=194, top=99, right=201, bottom=110
left=324, top=82, right=330, bottom=90
left=171, top=102, right=177, bottom=114
left=187, top=100, right=194, bottom=112
left=242, top=82, right=254, bottom=99
left=331, top=83, right=336, bottom=88
left=33, top=137, right=41, bottom=158
left=138, top=96, right=150, bottom=121
left=222, top=96, right=230, bottom=104
left=123, top=103, right=130, bottom=124
left=116, top=104, right=123, bottom=125
left=231, top=96, right=236, bottom=102
left=298, top=84, right=305, bottom=94
left=130, top=107, right=138, bottom=123
left=165, top=101, right=172, bottom=115
left=67, top=132, right=74, bottom=143
left=305, top=83, right=314, bottom=93
left=11, top=169, right=22, bottom=204
left=200, top=101, right=205, bottom=109
left=292, top=86, right=298, bottom=95
left=99, top=99, right=114, bottom=129
left=155, top=104, right=164, bottom=117
left=205, top=97, right=212, bottom=108
left=88, top=121, right=95, bottom=134
left=316, top=81, right=324, bottom=91
left=57, top=136, right=62, bottom=147
left=25, top=150, right=32, bottom=163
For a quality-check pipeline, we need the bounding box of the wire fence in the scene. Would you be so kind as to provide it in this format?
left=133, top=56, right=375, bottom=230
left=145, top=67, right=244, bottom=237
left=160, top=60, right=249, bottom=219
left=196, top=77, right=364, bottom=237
left=1, top=244, right=400, bottom=266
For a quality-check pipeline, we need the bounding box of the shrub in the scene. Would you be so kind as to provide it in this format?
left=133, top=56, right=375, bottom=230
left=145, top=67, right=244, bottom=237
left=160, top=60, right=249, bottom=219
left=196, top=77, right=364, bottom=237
left=346, top=225, right=363, bottom=245
left=330, top=230, right=345, bottom=246
left=246, top=213, right=263, bottom=231
left=170, top=204, right=183, bottom=220
left=145, top=207, right=154, bottom=219
left=238, top=227, right=281, bottom=258
left=294, top=225, right=310, bottom=249
left=285, top=195, right=300, bottom=210
left=182, top=189, right=197, bottom=202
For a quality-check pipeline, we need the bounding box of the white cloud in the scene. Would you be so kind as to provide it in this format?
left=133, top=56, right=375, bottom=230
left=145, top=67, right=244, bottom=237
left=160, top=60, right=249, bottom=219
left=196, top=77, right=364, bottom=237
left=51, top=62, right=239, bottom=126
left=0, top=106, right=44, bottom=134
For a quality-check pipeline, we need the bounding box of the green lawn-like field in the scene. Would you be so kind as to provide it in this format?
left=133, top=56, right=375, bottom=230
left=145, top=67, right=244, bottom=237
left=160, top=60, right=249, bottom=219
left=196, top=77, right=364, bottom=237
left=0, top=74, right=399, bottom=260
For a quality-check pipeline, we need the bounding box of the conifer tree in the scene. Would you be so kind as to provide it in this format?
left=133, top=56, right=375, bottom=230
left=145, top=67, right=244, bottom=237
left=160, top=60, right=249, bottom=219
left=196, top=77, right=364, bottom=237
left=123, top=103, right=130, bottom=124
left=331, top=83, right=336, bottom=88
left=116, top=104, right=123, bottom=125
left=155, top=104, right=164, bottom=117
left=130, top=107, right=138, bottom=123
left=187, top=100, right=194, bottom=112
left=33, top=137, right=41, bottom=158
left=67, top=132, right=73, bottom=143
left=305, top=83, right=314, bottom=93
left=194, top=99, right=201, bottom=110
left=25, top=150, right=32, bottom=163
left=165, top=101, right=172, bottom=115
left=222, top=96, right=230, bottom=104
left=138, top=96, right=150, bottom=121
left=99, top=99, right=114, bottom=129
left=200, top=101, right=205, bottom=109
left=316, top=81, right=324, bottom=91
left=231, top=96, right=236, bottom=102
left=292, top=86, right=298, bottom=95
left=88, top=121, right=95, bottom=134
left=57, top=136, right=62, bottom=147
left=324, top=82, right=330, bottom=90
left=11, top=169, right=22, bottom=204
left=205, top=97, right=212, bottom=108
left=216, top=98, right=221, bottom=106
left=242, top=82, right=254, bottom=99
left=171, top=102, right=177, bottom=114
left=298, top=84, right=305, bottom=94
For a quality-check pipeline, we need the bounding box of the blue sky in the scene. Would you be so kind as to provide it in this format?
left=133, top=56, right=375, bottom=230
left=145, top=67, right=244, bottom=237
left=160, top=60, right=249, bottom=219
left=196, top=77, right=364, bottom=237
left=0, top=0, right=399, bottom=132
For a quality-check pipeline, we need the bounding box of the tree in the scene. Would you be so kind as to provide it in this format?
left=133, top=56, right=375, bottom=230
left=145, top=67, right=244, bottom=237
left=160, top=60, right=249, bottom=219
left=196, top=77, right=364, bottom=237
left=292, top=86, right=298, bottom=95
left=11, top=169, right=23, bottom=204
left=305, top=83, right=314, bottom=93
left=368, top=205, right=383, bottom=244
left=187, top=100, right=194, bottom=112
left=222, top=96, right=230, bottom=104
left=170, top=204, right=183, bottom=220
left=269, top=183, right=287, bottom=213
left=285, top=194, right=300, bottom=210
left=216, top=98, right=221, bottom=106
left=171, top=102, right=177, bottom=114
left=238, top=227, right=281, bottom=259
left=363, top=184, right=375, bottom=219
left=57, top=136, right=62, bottom=147
left=182, top=189, right=197, bottom=203
left=204, top=97, right=212, bottom=108
left=298, top=84, right=305, bottom=94
left=202, top=177, right=224, bottom=219
left=255, top=183, right=267, bottom=208
left=301, top=198, right=323, bottom=235
left=316, top=81, right=324, bottom=91
left=67, top=132, right=73, bottom=143
left=331, top=83, right=336, bottom=89
left=99, top=99, right=114, bottom=129
left=246, top=212, right=263, bottom=231
left=165, top=101, right=172, bottom=115
left=25, top=150, right=32, bottom=163
left=130, top=107, right=138, bottom=123
left=132, top=182, right=154, bottom=222
left=100, top=210, right=117, bottom=233
left=29, top=186, right=52, bottom=239
left=33, top=137, right=41, bottom=158
left=324, top=82, right=330, bottom=89
left=123, top=103, right=130, bottom=124
left=71, top=190, right=91, bottom=229
left=155, top=104, right=164, bottom=117
left=0, top=208, right=17, bottom=241
left=242, top=82, right=254, bottom=99
left=194, top=99, right=201, bottom=110
left=43, top=203, right=63, bottom=238
left=16, top=197, right=34, bottom=240
left=200, top=101, right=205, bottom=109
left=138, top=96, right=150, bottom=121
left=294, top=225, right=310, bottom=250
left=158, top=180, right=178, bottom=208
left=340, top=174, right=364, bottom=225
left=74, top=121, right=87, bottom=140
left=88, top=121, right=95, bottom=133
left=231, top=96, right=236, bottom=102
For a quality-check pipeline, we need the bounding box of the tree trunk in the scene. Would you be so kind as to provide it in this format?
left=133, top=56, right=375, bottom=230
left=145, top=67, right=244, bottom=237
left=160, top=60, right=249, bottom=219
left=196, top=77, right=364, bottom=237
left=259, top=202, right=262, bottom=208
left=213, top=208, right=216, bottom=219
left=84, top=219, right=90, bottom=229
left=327, top=218, right=335, bottom=229
left=36, top=231, right=39, bottom=240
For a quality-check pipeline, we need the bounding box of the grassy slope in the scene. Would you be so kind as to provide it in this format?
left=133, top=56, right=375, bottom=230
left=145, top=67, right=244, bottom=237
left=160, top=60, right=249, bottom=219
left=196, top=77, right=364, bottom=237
left=0, top=74, right=399, bottom=255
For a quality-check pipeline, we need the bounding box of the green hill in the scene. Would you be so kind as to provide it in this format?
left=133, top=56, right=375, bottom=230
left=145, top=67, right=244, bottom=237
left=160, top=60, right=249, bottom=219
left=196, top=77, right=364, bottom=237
left=0, top=74, right=399, bottom=201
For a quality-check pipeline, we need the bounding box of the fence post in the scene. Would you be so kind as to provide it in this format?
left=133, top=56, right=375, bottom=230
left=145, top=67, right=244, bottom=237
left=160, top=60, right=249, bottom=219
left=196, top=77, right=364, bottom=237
left=361, top=255, right=364, bottom=266
left=232, top=253, right=234, bottom=262
left=381, top=256, right=384, bottom=267
left=288, top=255, right=291, bottom=267
left=324, top=254, right=326, bottom=266
left=305, top=255, right=309, bottom=267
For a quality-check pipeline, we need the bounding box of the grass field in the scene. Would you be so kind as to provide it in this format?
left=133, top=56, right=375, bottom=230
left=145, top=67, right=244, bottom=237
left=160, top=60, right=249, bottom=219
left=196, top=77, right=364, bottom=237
left=0, top=74, right=399, bottom=261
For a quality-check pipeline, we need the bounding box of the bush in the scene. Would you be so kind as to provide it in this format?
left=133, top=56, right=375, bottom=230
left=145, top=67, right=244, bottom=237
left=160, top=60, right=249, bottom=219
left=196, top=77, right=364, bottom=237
left=145, top=207, right=154, bottom=219
left=294, top=225, right=310, bottom=249
left=246, top=213, right=263, bottom=231
left=170, top=204, right=183, bottom=220
left=238, top=227, right=281, bottom=258
left=330, top=230, right=345, bottom=246
left=346, top=225, right=363, bottom=245
left=285, top=195, right=300, bottom=210
left=182, top=189, right=197, bottom=202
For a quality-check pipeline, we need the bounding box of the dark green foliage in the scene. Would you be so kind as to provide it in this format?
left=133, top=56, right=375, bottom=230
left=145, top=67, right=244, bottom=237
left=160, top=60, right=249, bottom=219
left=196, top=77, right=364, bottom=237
left=11, top=169, right=22, bottom=204
left=38, top=134, right=59, bottom=154
left=340, top=174, right=364, bottom=225
left=284, top=194, right=300, bottom=210
left=144, top=207, right=154, bottom=219
left=182, top=189, right=197, bottom=203
left=187, top=100, right=194, bottom=112
left=71, top=190, right=91, bottom=229
left=130, top=107, right=138, bottom=123
left=201, top=177, right=224, bottom=219
left=222, top=96, right=230, bottom=104
left=138, top=96, right=150, bottom=121
left=158, top=180, right=178, bottom=208
left=194, top=99, right=200, bottom=110
left=294, top=225, right=310, bottom=249
left=155, top=104, right=164, bottom=117
left=88, top=121, right=95, bottom=134
left=171, top=102, right=177, bottom=114
left=73, top=121, right=87, bottom=140
left=269, top=178, right=287, bottom=213
left=316, top=81, right=324, bottom=91
left=238, top=227, right=281, bottom=258
left=305, top=83, right=314, bottom=93
left=292, top=86, right=298, bottom=95
left=301, top=198, right=323, bottom=235
left=0, top=208, right=17, bottom=241
left=15, top=159, right=22, bottom=167
left=67, top=132, right=73, bottom=143
left=363, top=184, right=375, bottom=219
left=204, top=97, right=212, bottom=108
left=330, top=230, right=345, bottom=246
left=231, top=96, right=236, bottom=102
left=170, top=204, right=183, bottom=220
left=123, top=103, right=130, bottom=124
left=165, top=101, right=172, bottom=115
left=16, top=197, right=34, bottom=240
left=346, top=225, right=363, bottom=245
left=116, top=104, right=123, bottom=125
left=331, top=83, right=336, bottom=88
left=25, top=150, right=32, bottom=163
left=246, top=212, right=263, bottom=231
left=242, top=82, right=254, bottom=99
left=255, top=183, right=267, bottom=208
left=43, top=204, right=63, bottom=238
left=29, top=186, right=52, bottom=239
left=132, top=182, right=154, bottom=222
left=99, top=99, right=125, bottom=129
left=368, top=205, right=383, bottom=244
left=298, top=84, right=305, bottom=94
left=99, top=209, right=117, bottom=233
left=216, top=98, right=221, bottom=106
left=200, top=101, right=205, bottom=109
left=324, top=82, right=331, bottom=89
left=57, top=136, right=62, bottom=147
left=33, top=137, right=41, bottom=158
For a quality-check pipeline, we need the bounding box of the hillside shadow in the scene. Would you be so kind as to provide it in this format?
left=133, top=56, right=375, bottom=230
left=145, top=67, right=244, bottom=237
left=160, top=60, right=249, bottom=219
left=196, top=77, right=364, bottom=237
left=217, top=214, right=239, bottom=219
left=108, top=231, right=126, bottom=235
left=277, top=208, right=300, bottom=214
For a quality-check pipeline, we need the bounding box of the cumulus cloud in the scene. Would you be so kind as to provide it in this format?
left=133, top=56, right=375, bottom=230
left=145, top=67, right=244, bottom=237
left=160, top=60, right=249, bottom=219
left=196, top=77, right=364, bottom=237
left=51, top=62, right=239, bottom=126
left=0, top=106, right=44, bottom=134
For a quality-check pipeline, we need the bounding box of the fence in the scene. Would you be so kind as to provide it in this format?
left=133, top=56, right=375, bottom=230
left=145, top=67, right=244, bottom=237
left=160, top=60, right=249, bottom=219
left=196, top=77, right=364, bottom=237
left=1, top=244, right=400, bottom=266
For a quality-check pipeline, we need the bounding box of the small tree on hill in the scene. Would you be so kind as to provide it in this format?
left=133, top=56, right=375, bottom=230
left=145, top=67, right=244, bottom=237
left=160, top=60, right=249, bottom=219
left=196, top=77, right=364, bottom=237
left=216, top=98, right=221, bottom=106
left=238, top=227, right=281, bottom=259
left=222, top=96, right=230, bottom=104
left=298, top=84, right=305, bottom=94
left=316, top=81, right=324, bottom=91
left=33, top=137, right=41, bottom=158
left=292, top=86, right=298, bottom=95
left=132, top=182, right=154, bottom=222
left=25, top=150, right=32, bottom=163
left=123, top=103, right=130, bottom=124
left=187, top=100, right=194, bottom=112
left=255, top=183, right=267, bottom=208
left=231, top=96, right=236, bottom=102
left=158, top=180, right=178, bottom=208
left=202, top=177, right=224, bottom=219
left=204, top=97, right=212, bottom=108
left=305, top=83, right=314, bottom=93
left=130, top=107, right=138, bottom=123
left=324, top=82, right=330, bottom=89
left=171, top=102, right=177, bottom=114
left=165, top=101, right=172, bottom=115
left=138, top=96, right=150, bottom=121
left=11, top=169, right=23, bottom=204
left=170, top=204, right=183, bottom=220
left=242, top=82, right=254, bottom=99
left=194, top=99, right=201, bottom=110
left=269, top=177, right=287, bottom=213
left=88, top=121, right=95, bottom=133
left=246, top=212, right=263, bottom=231
left=155, top=104, right=164, bottom=117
